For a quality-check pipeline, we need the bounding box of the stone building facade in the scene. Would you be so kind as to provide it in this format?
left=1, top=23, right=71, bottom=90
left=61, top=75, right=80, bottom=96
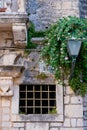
left=0, top=0, right=87, bottom=130
left=27, top=0, right=80, bottom=31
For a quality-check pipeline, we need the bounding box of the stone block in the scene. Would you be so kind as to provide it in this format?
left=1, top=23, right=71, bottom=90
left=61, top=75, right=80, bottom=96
left=83, top=112, right=87, bottom=120
left=2, top=114, right=10, bottom=121
left=11, top=115, right=17, bottom=121
left=71, top=119, right=76, bottom=127
left=51, top=1, right=62, bottom=9
left=0, top=30, right=13, bottom=47
left=13, top=123, right=24, bottom=128
left=12, top=23, right=27, bottom=47
left=84, top=106, right=87, bottom=111
left=63, top=118, right=70, bottom=127
left=2, top=107, right=10, bottom=114
left=62, top=2, right=72, bottom=9
left=64, top=95, right=70, bottom=104
left=3, top=53, right=17, bottom=65
left=65, top=105, right=83, bottom=118
left=11, top=85, right=19, bottom=114
left=2, top=97, right=11, bottom=107
left=84, top=120, right=87, bottom=127
left=2, top=122, right=11, bottom=127
left=72, top=1, right=79, bottom=9
left=20, top=128, right=24, bottom=130
left=0, top=77, right=13, bottom=96
left=62, top=10, right=79, bottom=17
left=2, top=128, right=11, bottom=130
left=70, top=96, right=83, bottom=104
left=66, top=86, right=74, bottom=95
left=50, top=128, right=58, bottom=130
left=50, top=123, right=62, bottom=127
left=60, top=128, right=83, bottom=130
left=77, top=118, right=83, bottom=127
left=84, top=127, right=87, bottom=130
left=26, top=123, right=49, bottom=130
left=11, top=128, right=19, bottom=130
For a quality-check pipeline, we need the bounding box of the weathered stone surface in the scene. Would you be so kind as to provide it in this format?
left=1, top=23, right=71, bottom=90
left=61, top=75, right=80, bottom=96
left=65, top=105, right=83, bottom=118
left=0, top=30, right=13, bottom=47
left=12, top=23, right=27, bottom=48
left=2, top=122, right=11, bottom=127
left=11, top=128, right=20, bottom=130
left=0, top=65, right=25, bottom=78
left=50, top=128, right=58, bottom=130
left=3, top=53, right=17, bottom=65
left=2, top=114, right=10, bottom=121
left=70, top=96, right=83, bottom=104
left=2, top=97, right=10, bottom=107
left=20, top=128, right=24, bottom=130
left=13, top=123, right=24, bottom=127
left=64, top=95, right=70, bottom=104
left=63, top=118, right=70, bottom=127
left=26, top=123, right=49, bottom=130
left=0, top=1, right=86, bottom=130
left=11, top=85, right=19, bottom=114
left=2, top=108, right=10, bottom=114
left=60, top=128, right=83, bottom=130
left=18, top=0, right=26, bottom=12
left=66, top=86, right=75, bottom=95
left=0, top=77, right=13, bottom=93
left=71, top=119, right=76, bottom=127
left=50, top=123, right=63, bottom=127
left=27, top=0, right=79, bottom=31
left=77, top=118, right=83, bottom=127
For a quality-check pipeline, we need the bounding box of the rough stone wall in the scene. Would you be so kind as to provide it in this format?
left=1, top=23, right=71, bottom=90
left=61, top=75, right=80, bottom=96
left=26, top=0, right=79, bottom=31
left=79, top=0, right=87, bottom=18
left=0, top=41, right=83, bottom=130
left=0, top=0, right=86, bottom=129
left=83, top=95, right=87, bottom=130
left=0, top=30, right=13, bottom=47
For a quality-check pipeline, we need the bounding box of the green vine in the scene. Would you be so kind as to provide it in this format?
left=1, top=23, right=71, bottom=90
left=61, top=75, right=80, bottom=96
left=41, top=16, right=87, bottom=96
left=27, top=21, right=45, bottom=49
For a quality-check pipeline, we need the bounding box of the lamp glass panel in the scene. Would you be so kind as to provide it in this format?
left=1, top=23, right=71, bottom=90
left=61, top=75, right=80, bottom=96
left=67, top=40, right=81, bottom=57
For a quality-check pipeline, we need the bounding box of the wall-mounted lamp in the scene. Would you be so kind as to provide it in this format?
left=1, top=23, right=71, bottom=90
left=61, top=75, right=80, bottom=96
left=67, top=39, right=82, bottom=79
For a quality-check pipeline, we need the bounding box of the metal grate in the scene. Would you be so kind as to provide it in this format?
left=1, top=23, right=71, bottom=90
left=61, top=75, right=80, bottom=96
left=19, top=84, right=56, bottom=114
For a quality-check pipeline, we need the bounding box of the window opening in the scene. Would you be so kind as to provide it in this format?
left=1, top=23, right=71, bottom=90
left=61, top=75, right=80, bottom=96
left=19, top=84, right=56, bottom=114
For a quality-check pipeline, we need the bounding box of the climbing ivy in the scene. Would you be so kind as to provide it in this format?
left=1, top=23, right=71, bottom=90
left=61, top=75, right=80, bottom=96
left=41, top=16, right=87, bottom=96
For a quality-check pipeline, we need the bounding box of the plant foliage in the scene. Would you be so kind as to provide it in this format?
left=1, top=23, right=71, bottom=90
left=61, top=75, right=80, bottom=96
left=27, top=21, right=45, bottom=49
left=41, top=16, right=87, bottom=95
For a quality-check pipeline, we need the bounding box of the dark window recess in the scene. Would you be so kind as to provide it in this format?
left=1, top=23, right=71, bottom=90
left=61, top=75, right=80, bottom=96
left=19, top=84, right=56, bottom=114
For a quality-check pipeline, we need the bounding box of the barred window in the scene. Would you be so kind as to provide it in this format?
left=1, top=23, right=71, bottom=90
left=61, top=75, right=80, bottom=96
left=19, top=84, right=56, bottom=114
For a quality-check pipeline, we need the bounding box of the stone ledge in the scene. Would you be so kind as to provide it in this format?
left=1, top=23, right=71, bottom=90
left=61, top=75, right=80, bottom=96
left=11, top=114, right=64, bottom=122
left=0, top=13, right=29, bottom=23
left=31, top=37, right=45, bottom=44
left=0, top=65, right=25, bottom=77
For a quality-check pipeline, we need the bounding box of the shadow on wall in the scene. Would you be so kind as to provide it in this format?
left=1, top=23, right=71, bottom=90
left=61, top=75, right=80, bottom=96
left=79, top=0, right=87, bottom=18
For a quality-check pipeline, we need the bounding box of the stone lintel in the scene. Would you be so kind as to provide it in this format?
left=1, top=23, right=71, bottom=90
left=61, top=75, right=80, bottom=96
left=0, top=65, right=25, bottom=77
left=0, top=13, right=29, bottom=23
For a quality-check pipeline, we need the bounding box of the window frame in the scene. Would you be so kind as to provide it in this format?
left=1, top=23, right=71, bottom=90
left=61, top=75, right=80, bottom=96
left=11, top=83, right=64, bottom=122
left=19, top=84, right=57, bottom=115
